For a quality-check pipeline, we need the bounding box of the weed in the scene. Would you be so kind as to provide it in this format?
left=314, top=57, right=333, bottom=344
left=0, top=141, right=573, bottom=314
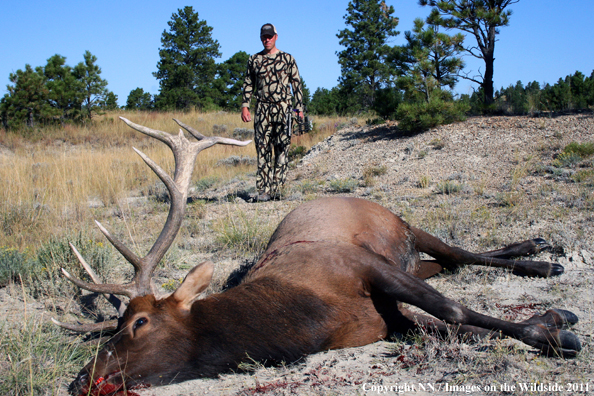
left=429, top=137, right=445, bottom=150
left=553, top=141, right=594, bottom=168
left=435, top=180, right=463, bottom=195
left=295, top=179, right=322, bottom=194
left=417, top=175, right=431, bottom=189
left=563, top=141, right=594, bottom=157
left=572, top=169, right=594, bottom=184
left=0, top=247, right=32, bottom=287
left=362, top=165, right=388, bottom=187
left=328, top=178, right=359, bottom=193
left=195, top=176, right=220, bottom=192
left=211, top=208, right=275, bottom=256
left=162, top=278, right=182, bottom=292
left=553, top=152, right=583, bottom=168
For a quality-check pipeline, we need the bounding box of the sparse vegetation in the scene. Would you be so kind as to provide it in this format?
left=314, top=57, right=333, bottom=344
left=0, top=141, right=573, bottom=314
left=328, top=178, right=359, bottom=193
left=1, top=111, right=593, bottom=394
left=211, top=207, right=277, bottom=256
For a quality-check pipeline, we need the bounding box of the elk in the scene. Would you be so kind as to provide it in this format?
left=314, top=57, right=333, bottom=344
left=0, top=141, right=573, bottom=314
left=57, top=118, right=581, bottom=396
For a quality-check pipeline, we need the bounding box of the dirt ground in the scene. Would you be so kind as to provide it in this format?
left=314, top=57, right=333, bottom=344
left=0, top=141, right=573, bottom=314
left=5, top=113, right=594, bottom=395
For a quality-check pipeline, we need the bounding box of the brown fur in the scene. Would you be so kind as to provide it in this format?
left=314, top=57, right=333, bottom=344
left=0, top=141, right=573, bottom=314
left=70, top=197, right=580, bottom=395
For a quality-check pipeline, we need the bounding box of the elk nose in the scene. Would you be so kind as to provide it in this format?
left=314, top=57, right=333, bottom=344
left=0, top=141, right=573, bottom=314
left=68, top=370, right=90, bottom=395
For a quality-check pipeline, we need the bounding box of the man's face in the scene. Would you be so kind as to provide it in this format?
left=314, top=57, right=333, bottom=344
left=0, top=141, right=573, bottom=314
left=261, top=34, right=277, bottom=52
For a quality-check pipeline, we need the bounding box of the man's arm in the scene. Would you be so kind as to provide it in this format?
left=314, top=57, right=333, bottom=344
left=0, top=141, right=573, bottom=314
left=288, top=56, right=304, bottom=118
left=241, top=56, right=254, bottom=122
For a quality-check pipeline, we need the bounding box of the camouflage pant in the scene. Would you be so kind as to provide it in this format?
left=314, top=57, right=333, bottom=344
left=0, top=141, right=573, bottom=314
left=254, top=101, right=291, bottom=195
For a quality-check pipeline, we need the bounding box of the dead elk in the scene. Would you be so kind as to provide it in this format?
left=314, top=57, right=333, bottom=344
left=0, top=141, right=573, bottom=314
left=56, top=118, right=581, bottom=396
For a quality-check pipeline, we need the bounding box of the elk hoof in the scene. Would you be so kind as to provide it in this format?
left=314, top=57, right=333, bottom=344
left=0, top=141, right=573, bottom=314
left=525, top=309, right=578, bottom=330
left=549, top=309, right=579, bottom=328
left=554, top=331, right=582, bottom=358
left=550, top=263, right=564, bottom=276
left=532, top=238, right=551, bottom=253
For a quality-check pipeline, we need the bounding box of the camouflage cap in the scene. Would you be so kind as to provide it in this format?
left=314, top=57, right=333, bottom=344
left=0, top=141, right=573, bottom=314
left=260, top=23, right=277, bottom=37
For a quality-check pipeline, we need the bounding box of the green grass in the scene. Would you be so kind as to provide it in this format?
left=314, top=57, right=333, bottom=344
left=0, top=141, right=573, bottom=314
left=211, top=208, right=276, bottom=256
left=0, top=310, right=93, bottom=395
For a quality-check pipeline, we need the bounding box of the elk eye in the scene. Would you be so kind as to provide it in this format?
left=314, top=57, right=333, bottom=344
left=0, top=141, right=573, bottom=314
left=133, top=317, right=148, bottom=331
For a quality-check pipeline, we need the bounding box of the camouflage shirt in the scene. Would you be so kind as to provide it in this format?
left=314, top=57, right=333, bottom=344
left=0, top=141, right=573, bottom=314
left=241, top=50, right=303, bottom=112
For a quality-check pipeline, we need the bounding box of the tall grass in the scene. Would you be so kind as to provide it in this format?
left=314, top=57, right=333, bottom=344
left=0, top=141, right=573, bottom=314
left=0, top=110, right=345, bottom=254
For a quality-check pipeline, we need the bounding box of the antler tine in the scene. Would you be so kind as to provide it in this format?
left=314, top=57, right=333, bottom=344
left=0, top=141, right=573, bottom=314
left=61, top=268, right=135, bottom=297
left=58, top=117, right=250, bottom=332
left=172, top=118, right=206, bottom=140
left=51, top=317, right=119, bottom=333
left=173, top=118, right=252, bottom=147
left=69, top=242, right=127, bottom=317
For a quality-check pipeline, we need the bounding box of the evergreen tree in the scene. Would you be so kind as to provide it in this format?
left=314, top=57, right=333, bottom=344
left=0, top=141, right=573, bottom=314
left=0, top=64, right=51, bottom=128
left=309, top=87, right=341, bottom=115
left=43, top=54, right=83, bottom=121
left=154, top=6, right=221, bottom=110
left=212, top=51, right=249, bottom=110
left=336, top=0, right=400, bottom=110
left=73, top=51, right=109, bottom=120
left=420, top=0, right=519, bottom=107
left=397, top=18, right=465, bottom=103
left=126, top=88, right=153, bottom=110
left=103, top=92, right=119, bottom=110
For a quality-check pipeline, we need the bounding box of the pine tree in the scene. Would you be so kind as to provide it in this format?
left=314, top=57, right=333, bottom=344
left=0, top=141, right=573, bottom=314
left=398, top=18, right=465, bottom=103
left=153, top=6, right=221, bottom=110
left=0, top=64, right=51, bottom=128
left=73, top=51, right=109, bottom=120
left=103, top=92, right=119, bottom=110
left=126, top=88, right=153, bottom=110
left=44, top=54, right=83, bottom=122
left=336, top=0, right=400, bottom=110
left=212, top=51, right=249, bottom=110
left=419, top=0, right=519, bottom=107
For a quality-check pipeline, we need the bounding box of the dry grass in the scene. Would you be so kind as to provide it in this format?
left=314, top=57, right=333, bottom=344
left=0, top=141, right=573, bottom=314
left=0, top=110, right=346, bottom=253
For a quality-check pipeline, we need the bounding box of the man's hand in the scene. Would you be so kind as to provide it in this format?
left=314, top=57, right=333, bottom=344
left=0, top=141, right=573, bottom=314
left=241, top=107, right=252, bottom=122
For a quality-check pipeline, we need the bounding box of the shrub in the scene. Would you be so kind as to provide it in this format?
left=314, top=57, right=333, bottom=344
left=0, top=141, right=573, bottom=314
left=288, top=145, right=307, bottom=162
left=328, top=178, right=359, bottom=193
left=435, top=180, right=463, bottom=195
left=553, top=142, right=594, bottom=168
left=27, top=234, right=112, bottom=299
left=396, top=99, right=469, bottom=134
left=0, top=247, right=32, bottom=287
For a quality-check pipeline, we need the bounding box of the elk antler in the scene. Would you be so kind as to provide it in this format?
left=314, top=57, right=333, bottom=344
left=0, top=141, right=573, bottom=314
left=53, top=117, right=251, bottom=332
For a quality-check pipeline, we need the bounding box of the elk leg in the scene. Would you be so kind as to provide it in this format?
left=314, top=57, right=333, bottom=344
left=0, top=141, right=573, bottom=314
left=478, top=238, right=551, bottom=258
left=398, top=307, right=577, bottom=341
left=410, top=226, right=564, bottom=277
left=368, top=261, right=581, bottom=357
left=399, top=307, right=501, bottom=341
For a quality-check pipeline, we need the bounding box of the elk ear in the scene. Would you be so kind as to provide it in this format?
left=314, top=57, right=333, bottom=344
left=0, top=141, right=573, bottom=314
left=172, top=261, right=214, bottom=311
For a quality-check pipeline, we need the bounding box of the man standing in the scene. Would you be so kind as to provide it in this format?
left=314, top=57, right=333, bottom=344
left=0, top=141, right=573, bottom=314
left=241, top=23, right=304, bottom=202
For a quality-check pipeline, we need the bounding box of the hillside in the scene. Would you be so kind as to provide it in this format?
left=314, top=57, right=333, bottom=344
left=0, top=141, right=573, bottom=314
left=133, top=113, right=594, bottom=395
left=2, top=113, right=593, bottom=395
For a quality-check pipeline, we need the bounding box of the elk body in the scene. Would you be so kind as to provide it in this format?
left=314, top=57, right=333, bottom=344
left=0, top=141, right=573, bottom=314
left=60, top=118, right=581, bottom=396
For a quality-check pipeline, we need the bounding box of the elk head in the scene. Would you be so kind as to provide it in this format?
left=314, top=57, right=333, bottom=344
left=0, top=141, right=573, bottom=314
left=52, top=117, right=251, bottom=395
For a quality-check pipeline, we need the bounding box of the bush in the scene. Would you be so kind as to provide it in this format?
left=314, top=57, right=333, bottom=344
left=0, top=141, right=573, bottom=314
left=396, top=98, right=469, bottom=134
left=27, top=233, right=112, bottom=299
left=0, top=247, right=32, bottom=287
left=553, top=141, right=594, bottom=168
left=328, top=178, right=359, bottom=193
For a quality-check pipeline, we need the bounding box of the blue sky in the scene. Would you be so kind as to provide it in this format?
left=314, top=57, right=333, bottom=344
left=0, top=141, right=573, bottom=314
left=1, top=0, right=593, bottom=106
